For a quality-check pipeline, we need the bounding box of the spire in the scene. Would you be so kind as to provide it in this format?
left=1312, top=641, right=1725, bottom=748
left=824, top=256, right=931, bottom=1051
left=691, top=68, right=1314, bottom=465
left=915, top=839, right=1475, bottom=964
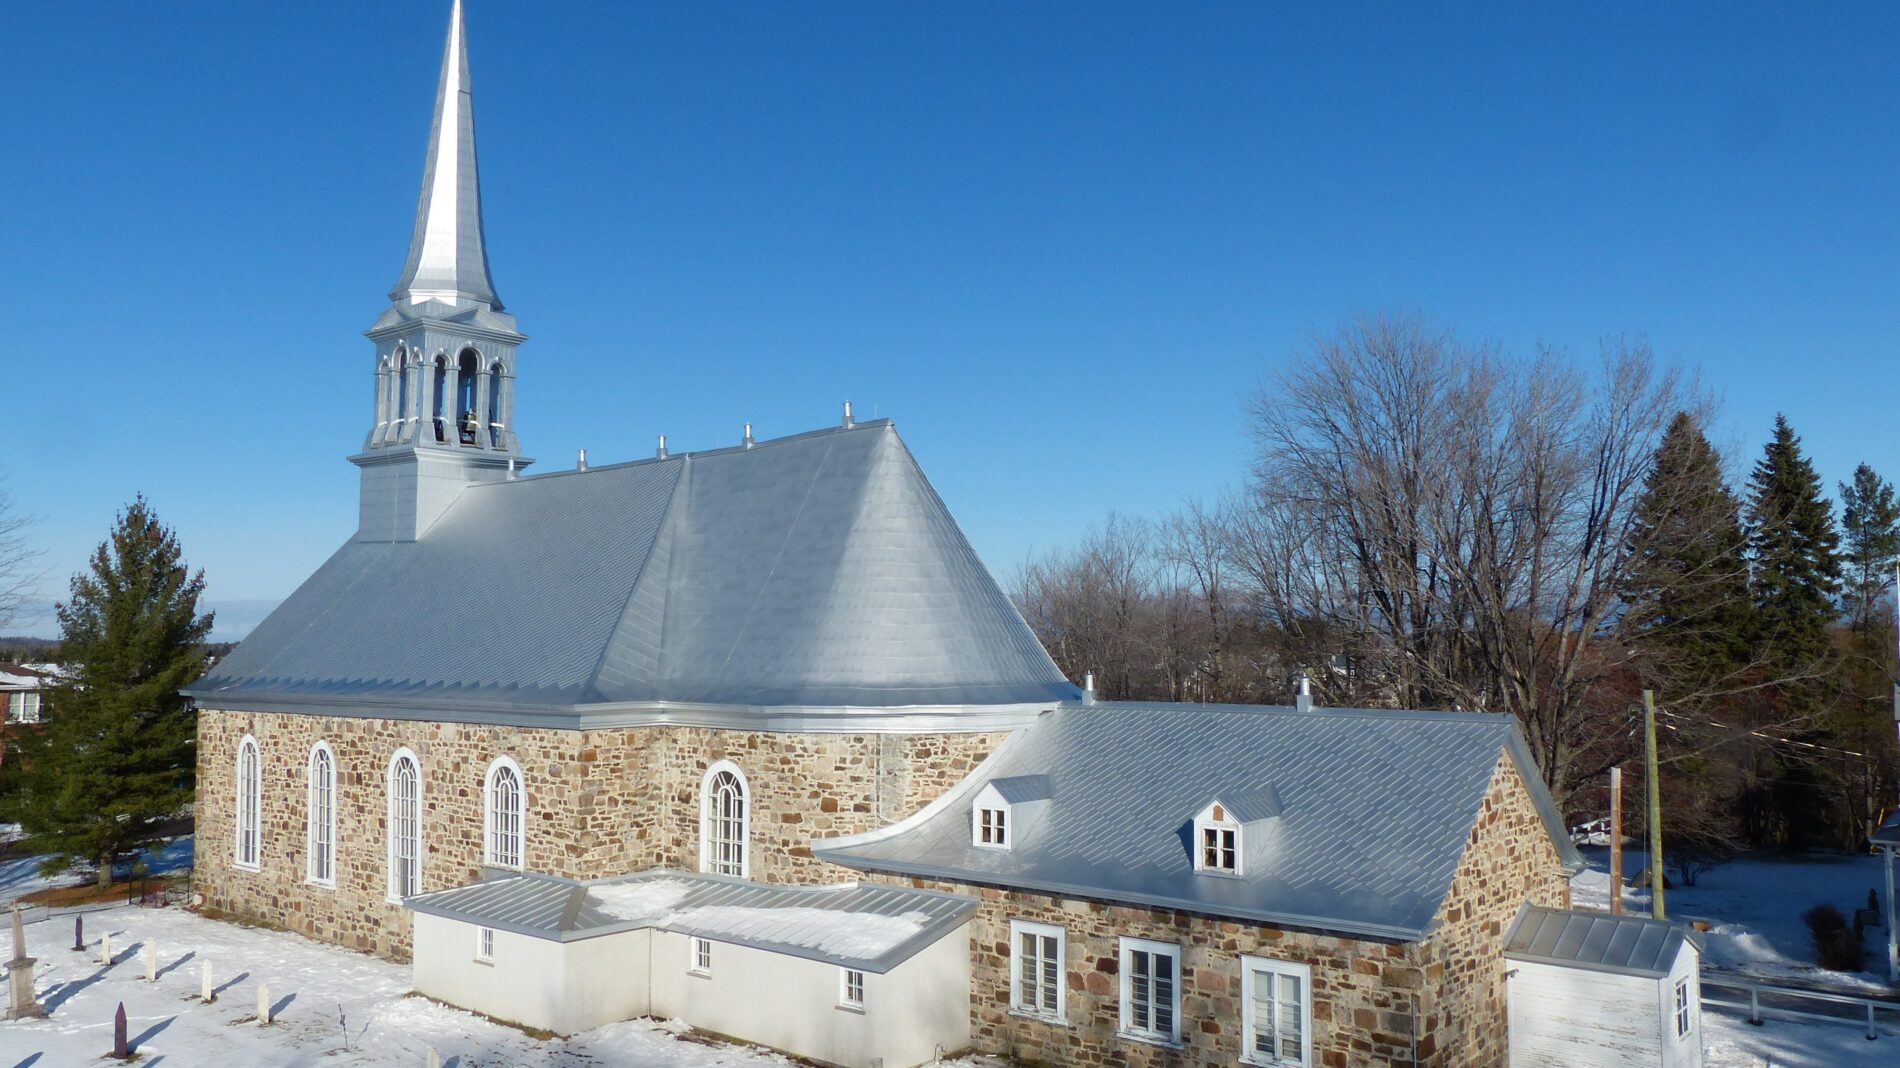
left=390, top=0, right=502, bottom=310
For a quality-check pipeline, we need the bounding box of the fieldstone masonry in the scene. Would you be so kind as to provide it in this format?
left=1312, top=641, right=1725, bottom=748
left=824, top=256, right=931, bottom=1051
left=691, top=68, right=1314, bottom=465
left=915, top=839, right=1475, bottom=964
left=195, top=708, right=1002, bottom=959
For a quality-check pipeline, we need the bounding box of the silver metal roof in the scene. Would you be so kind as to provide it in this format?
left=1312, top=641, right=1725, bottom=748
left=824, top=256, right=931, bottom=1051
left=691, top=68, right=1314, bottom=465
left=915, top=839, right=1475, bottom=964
left=390, top=0, right=502, bottom=310
left=814, top=701, right=1585, bottom=941
left=404, top=868, right=977, bottom=973
left=187, top=422, right=1077, bottom=726
left=1502, top=904, right=1699, bottom=979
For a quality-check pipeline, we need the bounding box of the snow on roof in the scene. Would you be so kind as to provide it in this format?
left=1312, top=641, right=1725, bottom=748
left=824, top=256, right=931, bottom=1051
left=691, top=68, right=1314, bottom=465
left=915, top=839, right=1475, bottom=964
left=404, top=868, right=975, bottom=973
left=1503, top=903, right=1700, bottom=979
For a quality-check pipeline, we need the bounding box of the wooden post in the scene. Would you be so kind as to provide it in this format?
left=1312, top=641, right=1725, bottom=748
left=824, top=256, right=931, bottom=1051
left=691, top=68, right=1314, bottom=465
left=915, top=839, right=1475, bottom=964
left=1645, top=690, right=1666, bottom=920
left=1609, top=766, right=1624, bottom=916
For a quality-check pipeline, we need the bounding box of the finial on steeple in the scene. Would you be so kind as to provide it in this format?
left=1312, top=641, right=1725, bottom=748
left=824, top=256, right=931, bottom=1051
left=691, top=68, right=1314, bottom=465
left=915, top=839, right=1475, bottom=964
left=390, top=0, right=501, bottom=310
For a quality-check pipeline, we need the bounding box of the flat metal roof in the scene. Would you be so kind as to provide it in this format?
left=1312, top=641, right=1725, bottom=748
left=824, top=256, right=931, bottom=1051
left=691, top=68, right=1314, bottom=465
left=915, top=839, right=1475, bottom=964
left=1502, top=904, right=1699, bottom=979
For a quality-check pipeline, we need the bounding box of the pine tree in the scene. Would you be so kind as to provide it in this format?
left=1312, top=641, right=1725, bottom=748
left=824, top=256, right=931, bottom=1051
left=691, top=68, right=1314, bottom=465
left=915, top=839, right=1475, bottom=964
left=1838, top=462, right=1900, bottom=636
left=1620, top=411, right=1754, bottom=704
left=1745, top=415, right=1843, bottom=687
left=0, top=497, right=213, bottom=885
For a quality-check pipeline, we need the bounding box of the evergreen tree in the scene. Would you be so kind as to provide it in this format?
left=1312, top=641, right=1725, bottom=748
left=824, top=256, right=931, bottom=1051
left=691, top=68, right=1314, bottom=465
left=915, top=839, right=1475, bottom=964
left=1839, top=462, right=1900, bottom=636
left=0, top=497, right=212, bottom=885
left=1744, top=415, right=1842, bottom=686
left=1620, top=411, right=1754, bottom=704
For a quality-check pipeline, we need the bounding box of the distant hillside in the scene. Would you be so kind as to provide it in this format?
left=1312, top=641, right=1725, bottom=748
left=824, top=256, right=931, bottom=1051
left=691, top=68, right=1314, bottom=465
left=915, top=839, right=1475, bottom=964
left=0, top=637, right=238, bottom=666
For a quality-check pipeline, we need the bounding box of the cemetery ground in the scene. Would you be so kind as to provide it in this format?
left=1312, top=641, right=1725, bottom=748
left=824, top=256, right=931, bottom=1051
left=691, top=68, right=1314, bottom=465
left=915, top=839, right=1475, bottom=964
left=0, top=836, right=1893, bottom=1066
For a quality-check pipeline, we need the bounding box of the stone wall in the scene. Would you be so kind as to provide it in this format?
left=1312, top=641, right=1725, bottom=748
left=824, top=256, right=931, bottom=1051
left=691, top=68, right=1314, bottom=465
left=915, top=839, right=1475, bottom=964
left=882, top=754, right=1568, bottom=1068
left=194, top=708, right=1003, bottom=959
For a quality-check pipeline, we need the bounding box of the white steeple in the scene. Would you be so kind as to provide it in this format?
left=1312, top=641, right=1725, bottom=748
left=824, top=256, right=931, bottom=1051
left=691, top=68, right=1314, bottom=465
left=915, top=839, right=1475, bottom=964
left=390, top=0, right=501, bottom=310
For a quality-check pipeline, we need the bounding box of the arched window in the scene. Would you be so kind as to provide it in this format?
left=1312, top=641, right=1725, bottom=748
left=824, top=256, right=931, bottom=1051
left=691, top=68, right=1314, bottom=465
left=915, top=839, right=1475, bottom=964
left=486, top=360, right=506, bottom=447
left=699, top=761, right=749, bottom=878
left=456, top=349, right=480, bottom=443
left=234, top=734, right=261, bottom=871
left=387, top=749, right=423, bottom=900
left=306, top=742, right=336, bottom=887
left=394, top=347, right=410, bottom=424
left=483, top=756, right=525, bottom=870
left=431, top=355, right=449, bottom=441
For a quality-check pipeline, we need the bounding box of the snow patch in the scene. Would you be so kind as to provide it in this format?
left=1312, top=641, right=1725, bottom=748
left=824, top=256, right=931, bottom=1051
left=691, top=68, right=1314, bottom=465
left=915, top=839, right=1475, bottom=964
left=588, top=878, right=693, bottom=922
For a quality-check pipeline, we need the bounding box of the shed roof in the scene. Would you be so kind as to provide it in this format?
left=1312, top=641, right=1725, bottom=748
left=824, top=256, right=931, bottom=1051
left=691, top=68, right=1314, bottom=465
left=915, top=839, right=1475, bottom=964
left=186, top=422, right=1075, bottom=727
left=404, top=868, right=976, bottom=973
left=814, top=701, right=1583, bottom=941
left=1502, top=904, right=1700, bottom=979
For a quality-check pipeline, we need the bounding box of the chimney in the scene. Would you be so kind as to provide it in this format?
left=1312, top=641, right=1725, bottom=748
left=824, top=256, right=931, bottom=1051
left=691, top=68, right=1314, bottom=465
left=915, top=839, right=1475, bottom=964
left=743, top=423, right=754, bottom=449
left=1294, top=674, right=1313, bottom=714
left=577, top=448, right=587, bottom=472
left=842, top=400, right=854, bottom=428
left=1082, top=672, right=1097, bottom=705
left=657, top=434, right=668, bottom=459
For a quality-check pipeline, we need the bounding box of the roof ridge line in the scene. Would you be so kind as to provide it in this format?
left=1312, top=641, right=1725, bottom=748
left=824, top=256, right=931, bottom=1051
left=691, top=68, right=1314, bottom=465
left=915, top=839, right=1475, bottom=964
left=581, top=457, right=690, bottom=700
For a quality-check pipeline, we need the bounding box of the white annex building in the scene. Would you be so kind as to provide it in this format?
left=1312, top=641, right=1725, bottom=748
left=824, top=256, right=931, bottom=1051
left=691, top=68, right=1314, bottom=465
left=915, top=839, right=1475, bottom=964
left=182, top=5, right=1707, bottom=1066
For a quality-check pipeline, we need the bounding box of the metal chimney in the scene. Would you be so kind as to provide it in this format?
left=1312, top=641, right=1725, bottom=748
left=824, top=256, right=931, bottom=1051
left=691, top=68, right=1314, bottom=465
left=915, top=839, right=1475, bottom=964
left=1294, top=674, right=1313, bottom=714
left=577, top=448, right=588, bottom=472
left=1082, top=672, right=1097, bottom=705
left=842, top=400, right=854, bottom=428
left=743, top=423, right=754, bottom=449
left=657, top=434, right=668, bottom=459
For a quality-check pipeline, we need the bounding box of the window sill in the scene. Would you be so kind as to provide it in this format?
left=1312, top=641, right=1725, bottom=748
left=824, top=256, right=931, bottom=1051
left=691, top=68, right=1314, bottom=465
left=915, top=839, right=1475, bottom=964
left=688, top=969, right=711, bottom=980
left=1116, top=1029, right=1184, bottom=1050
left=233, top=861, right=261, bottom=873
left=473, top=958, right=494, bottom=967
left=305, top=878, right=336, bottom=891
left=1008, top=1008, right=1069, bottom=1028
left=1240, top=1055, right=1309, bottom=1067
left=835, top=1002, right=866, bottom=1015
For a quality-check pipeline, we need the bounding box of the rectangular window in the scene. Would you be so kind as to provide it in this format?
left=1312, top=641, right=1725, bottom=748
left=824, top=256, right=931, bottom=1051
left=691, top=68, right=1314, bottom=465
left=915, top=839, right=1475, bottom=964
left=840, top=967, right=865, bottom=1010
left=690, top=937, right=712, bottom=976
left=1674, top=978, right=1692, bottom=1038
left=7, top=692, right=39, bottom=724
left=1202, top=825, right=1238, bottom=872
left=977, top=805, right=1008, bottom=847
left=1242, top=956, right=1311, bottom=1066
left=475, top=927, right=494, bottom=963
left=1009, top=919, right=1064, bottom=1020
left=1119, top=938, right=1180, bottom=1045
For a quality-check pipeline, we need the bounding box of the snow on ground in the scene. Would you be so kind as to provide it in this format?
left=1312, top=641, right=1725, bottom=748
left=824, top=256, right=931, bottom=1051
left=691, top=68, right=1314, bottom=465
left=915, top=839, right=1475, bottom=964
left=1704, top=1007, right=1899, bottom=1067
left=0, top=904, right=804, bottom=1067
left=1571, top=845, right=1896, bottom=992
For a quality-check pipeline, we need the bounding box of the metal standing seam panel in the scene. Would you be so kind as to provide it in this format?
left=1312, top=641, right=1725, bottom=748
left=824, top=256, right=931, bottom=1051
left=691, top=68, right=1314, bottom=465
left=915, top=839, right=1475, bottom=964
left=1501, top=904, right=1693, bottom=979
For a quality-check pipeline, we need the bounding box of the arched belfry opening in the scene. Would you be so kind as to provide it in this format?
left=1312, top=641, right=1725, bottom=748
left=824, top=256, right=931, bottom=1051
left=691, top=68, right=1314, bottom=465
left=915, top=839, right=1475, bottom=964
left=431, top=354, right=450, bottom=442
left=457, top=349, right=481, bottom=444
left=487, top=360, right=506, bottom=448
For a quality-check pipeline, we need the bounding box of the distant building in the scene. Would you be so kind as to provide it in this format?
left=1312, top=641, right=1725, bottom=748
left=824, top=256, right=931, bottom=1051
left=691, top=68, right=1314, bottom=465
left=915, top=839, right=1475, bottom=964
left=0, top=663, right=52, bottom=726
left=184, top=4, right=1614, bottom=1066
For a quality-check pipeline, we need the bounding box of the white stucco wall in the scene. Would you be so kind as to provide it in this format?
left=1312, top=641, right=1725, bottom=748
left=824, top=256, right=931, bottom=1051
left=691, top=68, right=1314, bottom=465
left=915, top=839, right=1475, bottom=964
left=412, top=914, right=651, bottom=1035
left=1659, top=943, right=1702, bottom=1068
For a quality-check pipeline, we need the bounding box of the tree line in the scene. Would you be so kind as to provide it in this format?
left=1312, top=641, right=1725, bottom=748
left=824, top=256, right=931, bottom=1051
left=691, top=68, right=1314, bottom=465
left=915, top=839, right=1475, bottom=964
left=1016, top=312, right=1898, bottom=858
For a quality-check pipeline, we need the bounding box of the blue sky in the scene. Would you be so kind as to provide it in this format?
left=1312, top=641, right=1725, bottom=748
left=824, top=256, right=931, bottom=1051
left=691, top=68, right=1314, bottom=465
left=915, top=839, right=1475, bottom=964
left=2, top=2, right=1896, bottom=638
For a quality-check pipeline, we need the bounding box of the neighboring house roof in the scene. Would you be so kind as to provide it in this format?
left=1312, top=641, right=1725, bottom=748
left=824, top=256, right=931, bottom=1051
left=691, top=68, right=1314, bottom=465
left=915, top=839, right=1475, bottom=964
left=1503, top=903, right=1700, bottom=979
left=1873, top=810, right=1900, bottom=849
left=404, top=868, right=977, bottom=973
left=186, top=421, right=1077, bottom=728
left=0, top=663, right=54, bottom=691
left=814, top=700, right=1585, bottom=942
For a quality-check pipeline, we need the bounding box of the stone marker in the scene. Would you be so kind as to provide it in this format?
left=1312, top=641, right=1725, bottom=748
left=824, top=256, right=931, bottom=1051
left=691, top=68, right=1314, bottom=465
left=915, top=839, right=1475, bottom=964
left=202, top=958, right=214, bottom=1002
left=99, top=930, right=111, bottom=965
left=426, top=1047, right=441, bottom=1068
left=111, top=1000, right=129, bottom=1059
left=6, top=904, right=45, bottom=1020
left=72, top=913, right=84, bottom=952
left=145, top=940, right=157, bottom=982
left=258, top=980, right=272, bottom=1025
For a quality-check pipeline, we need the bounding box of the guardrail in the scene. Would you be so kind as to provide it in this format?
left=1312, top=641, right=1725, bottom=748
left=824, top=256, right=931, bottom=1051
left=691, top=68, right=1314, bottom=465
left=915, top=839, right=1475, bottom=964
left=1702, top=975, right=1900, bottom=1041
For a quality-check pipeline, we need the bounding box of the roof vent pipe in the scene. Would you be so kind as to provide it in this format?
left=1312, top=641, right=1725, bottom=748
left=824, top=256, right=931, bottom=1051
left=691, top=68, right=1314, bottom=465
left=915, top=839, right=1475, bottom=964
left=577, top=448, right=588, bottom=472
left=1295, top=674, right=1313, bottom=714
left=842, top=400, right=854, bottom=428
left=657, top=434, right=668, bottom=459
left=1082, top=671, right=1097, bottom=705
left=743, top=423, right=754, bottom=449
left=506, top=456, right=517, bottom=480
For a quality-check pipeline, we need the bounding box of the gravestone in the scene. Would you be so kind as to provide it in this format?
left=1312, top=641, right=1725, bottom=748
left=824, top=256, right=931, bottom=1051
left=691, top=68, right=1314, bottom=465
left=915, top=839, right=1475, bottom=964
left=5, top=904, right=44, bottom=1020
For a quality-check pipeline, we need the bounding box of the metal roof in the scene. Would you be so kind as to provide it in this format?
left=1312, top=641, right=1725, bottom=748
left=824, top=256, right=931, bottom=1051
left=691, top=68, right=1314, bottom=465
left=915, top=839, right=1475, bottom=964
left=1502, top=904, right=1699, bottom=979
left=390, top=0, right=502, bottom=310
left=404, top=868, right=977, bottom=973
left=1873, top=810, right=1900, bottom=848
left=814, top=701, right=1585, bottom=941
left=188, top=421, right=1077, bottom=727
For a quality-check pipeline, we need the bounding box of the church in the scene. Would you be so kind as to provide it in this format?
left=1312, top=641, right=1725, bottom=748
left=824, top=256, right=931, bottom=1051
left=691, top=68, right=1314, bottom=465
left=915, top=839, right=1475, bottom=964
left=187, top=5, right=1617, bottom=1066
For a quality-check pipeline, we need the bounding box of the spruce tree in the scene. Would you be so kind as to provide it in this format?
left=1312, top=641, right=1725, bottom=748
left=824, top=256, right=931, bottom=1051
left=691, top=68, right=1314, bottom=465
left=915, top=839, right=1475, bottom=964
left=0, top=497, right=212, bottom=885
left=1620, top=411, right=1754, bottom=704
left=1745, top=415, right=1842, bottom=685
left=1839, top=462, right=1900, bottom=636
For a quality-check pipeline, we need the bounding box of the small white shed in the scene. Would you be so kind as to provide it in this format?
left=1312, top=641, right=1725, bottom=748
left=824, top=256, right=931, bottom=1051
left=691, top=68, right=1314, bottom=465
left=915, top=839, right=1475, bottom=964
left=1504, top=904, right=1703, bottom=1068
left=407, top=869, right=974, bottom=1068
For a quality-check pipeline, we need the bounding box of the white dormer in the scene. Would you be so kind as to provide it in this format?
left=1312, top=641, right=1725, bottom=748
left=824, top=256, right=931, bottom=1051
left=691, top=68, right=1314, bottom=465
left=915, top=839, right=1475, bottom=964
left=1189, top=787, right=1283, bottom=877
left=972, top=774, right=1053, bottom=851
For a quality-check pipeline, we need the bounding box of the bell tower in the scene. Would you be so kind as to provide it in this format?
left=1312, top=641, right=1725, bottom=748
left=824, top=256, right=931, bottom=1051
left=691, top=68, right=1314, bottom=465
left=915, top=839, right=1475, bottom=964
left=351, top=0, right=530, bottom=542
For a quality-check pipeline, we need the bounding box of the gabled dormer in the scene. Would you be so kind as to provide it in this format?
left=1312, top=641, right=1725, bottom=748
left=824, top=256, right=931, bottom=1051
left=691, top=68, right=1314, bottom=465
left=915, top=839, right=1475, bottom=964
left=972, top=774, right=1053, bottom=851
left=1189, top=786, right=1282, bottom=877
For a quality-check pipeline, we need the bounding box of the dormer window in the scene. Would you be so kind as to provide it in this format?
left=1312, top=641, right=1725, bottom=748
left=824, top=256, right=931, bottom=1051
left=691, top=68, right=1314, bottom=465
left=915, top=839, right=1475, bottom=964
left=1198, top=803, right=1240, bottom=874
left=977, top=802, right=1009, bottom=848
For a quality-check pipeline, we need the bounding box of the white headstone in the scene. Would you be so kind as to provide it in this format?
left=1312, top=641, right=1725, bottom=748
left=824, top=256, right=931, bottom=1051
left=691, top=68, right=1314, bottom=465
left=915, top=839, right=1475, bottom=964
left=257, top=981, right=271, bottom=1025
left=426, top=1048, right=441, bottom=1068
left=202, top=959, right=213, bottom=1002
left=99, top=931, right=111, bottom=965
left=145, top=941, right=157, bottom=982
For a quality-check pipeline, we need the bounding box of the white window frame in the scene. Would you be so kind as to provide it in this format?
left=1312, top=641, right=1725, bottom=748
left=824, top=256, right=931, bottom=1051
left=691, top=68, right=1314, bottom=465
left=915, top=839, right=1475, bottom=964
left=1118, top=937, right=1182, bottom=1046
left=233, top=734, right=261, bottom=872
left=1194, top=802, right=1242, bottom=875
left=386, top=748, right=424, bottom=902
left=974, top=803, right=1009, bottom=849
left=482, top=755, right=527, bottom=870
left=1241, top=955, right=1313, bottom=1067
left=839, top=967, right=866, bottom=1011
left=305, top=741, right=337, bottom=888
left=7, top=691, right=40, bottom=724
left=475, top=926, right=495, bottom=964
left=698, top=760, right=750, bottom=879
left=1009, top=919, right=1065, bottom=1022
left=690, top=936, right=713, bottom=977
left=1674, top=977, right=1692, bottom=1039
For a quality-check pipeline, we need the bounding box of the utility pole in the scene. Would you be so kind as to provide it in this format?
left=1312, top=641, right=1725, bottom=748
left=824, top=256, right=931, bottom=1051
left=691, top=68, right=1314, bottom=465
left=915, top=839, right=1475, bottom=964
left=1644, top=690, right=1665, bottom=920
left=1609, top=766, right=1624, bottom=916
